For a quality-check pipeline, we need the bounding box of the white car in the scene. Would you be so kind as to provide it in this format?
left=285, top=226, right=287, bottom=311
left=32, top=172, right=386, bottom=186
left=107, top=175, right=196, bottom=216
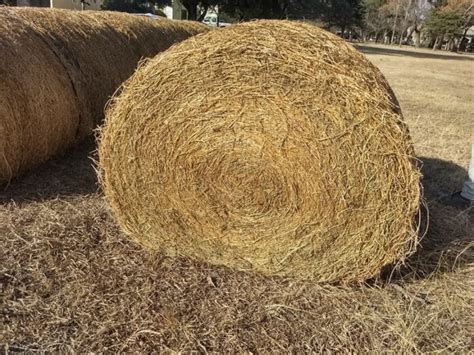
left=131, top=13, right=160, bottom=20
left=202, top=14, right=231, bottom=27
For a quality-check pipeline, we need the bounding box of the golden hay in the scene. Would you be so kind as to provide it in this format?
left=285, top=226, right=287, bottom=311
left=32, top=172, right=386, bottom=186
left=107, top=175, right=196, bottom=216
left=0, top=13, right=80, bottom=184
left=0, top=8, right=208, bottom=183
left=99, top=20, right=422, bottom=283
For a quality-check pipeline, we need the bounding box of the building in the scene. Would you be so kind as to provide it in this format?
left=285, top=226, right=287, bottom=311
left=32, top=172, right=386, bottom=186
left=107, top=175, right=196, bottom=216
left=162, top=0, right=188, bottom=20
left=14, top=0, right=191, bottom=16
left=16, top=0, right=102, bottom=10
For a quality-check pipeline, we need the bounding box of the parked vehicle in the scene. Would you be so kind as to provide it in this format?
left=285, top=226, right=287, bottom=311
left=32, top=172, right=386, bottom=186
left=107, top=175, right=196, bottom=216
left=131, top=13, right=160, bottom=20
left=202, top=13, right=231, bottom=27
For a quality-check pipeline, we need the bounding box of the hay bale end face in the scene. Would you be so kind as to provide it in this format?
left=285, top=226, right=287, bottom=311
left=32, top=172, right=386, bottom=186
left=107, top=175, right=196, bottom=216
left=99, top=21, right=422, bottom=283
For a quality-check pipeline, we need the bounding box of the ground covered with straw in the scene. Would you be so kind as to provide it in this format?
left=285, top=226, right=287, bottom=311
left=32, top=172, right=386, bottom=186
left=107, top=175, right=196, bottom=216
left=1, top=44, right=473, bottom=352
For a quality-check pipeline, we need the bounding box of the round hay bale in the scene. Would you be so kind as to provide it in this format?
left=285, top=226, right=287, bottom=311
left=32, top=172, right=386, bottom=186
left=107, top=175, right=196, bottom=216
left=0, top=8, right=208, bottom=183
left=99, top=20, right=422, bottom=283
left=0, top=11, right=79, bottom=183
left=10, top=8, right=208, bottom=129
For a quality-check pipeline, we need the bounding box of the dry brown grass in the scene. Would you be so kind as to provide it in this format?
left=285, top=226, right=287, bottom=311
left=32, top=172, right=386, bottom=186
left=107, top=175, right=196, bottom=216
left=1, top=43, right=473, bottom=352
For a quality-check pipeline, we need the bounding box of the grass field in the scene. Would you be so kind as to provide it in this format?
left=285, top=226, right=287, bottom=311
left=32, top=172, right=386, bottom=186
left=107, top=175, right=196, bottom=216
left=1, top=43, right=473, bottom=353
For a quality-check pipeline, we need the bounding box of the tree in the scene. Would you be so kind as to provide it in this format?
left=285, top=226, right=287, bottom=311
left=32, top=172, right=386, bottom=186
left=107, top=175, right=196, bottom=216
left=397, top=0, right=434, bottom=45
left=425, top=9, right=464, bottom=48
left=362, top=0, right=392, bottom=41
left=322, top=0, right=364, bottom=35
left=102, top=0, right=170, bottom=13
left=220, top=0, right=322, bottom=19
left=219, top=0, right=290, bottom=19
left=180, top=0, right=209, bottom=20
left=361, top=0, right=434, bottom=45
left=442, top=0, right=474, bottom=49
left=178, top=0, right=323, bottom=21
left=381, top=0, right=415, bottom=44
left=405, top=0, right=432, bottom=47
left=423, top=0, right=471, bottom=50
left=425, top=8, right=464, bottom=36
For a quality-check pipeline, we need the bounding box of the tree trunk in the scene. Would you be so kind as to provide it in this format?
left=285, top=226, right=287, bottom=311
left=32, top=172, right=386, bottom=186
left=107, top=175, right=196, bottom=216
left=390, top=30, right=396, bottom=44
left=391, top=0, right=400, bottom=44
left=182, top=0, right=198, bottom=20
left=399, top=0, right=412, bottom=46
left=423, top=33, right=433, bottom=48
left=188, top=5, right=197, bottom=20
left=433, top=35, right=443, bottom=50
left=413, top=29, right=421, bottom=48
left=448, top=38, right=458, bottom=52
left=459, top=28, right=468, bottom=51
left=375, top=31, right=379, bottom=43
left=399, top=29, right=405, bottom=45
left=197, top=5, right=208, bottom=22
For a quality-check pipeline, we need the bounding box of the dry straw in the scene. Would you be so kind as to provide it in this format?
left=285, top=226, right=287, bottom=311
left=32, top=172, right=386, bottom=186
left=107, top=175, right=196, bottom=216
left=99, top=20, right=422, bottom=283
left=0, top=8, right=208, bottom=183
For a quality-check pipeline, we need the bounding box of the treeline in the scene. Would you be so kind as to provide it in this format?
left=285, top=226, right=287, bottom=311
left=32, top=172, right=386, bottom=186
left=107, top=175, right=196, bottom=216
left=3, top=0, right=470, bottom=51
left=107, top=0, right=472, bottom=51
left=363, top=0, right=473, bottom=50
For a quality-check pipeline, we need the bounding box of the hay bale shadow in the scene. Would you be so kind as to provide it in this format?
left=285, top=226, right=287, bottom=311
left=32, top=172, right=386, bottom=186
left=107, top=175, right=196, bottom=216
left=0, top=138, right=98, bottom=203
left=2, top=148, right=471, bottom=281
left=356, top=44, right=474, bottom=62
left=420, top=156, right=469, bottom=202
left=383, top=156, right=473, bottom=281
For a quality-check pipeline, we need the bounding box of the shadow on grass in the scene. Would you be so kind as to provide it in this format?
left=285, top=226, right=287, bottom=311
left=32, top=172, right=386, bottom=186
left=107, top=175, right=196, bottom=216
left=356, top=44, right=474, bottom=62
left=420, top=156, right=469, bottom=201
left=0, top=137, right=98, bottom=203
left=2, top=145, right=472, bottom=280
left=382, top=156, right=473, bottom=281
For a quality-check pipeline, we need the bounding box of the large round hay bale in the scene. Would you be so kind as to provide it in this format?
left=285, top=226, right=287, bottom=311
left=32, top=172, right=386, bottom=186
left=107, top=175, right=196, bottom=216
left=0, top=12, right=79, bottom=183
left=99, top=21, right=422, bottom=283
left=0, top=8, right=208, bottom=183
